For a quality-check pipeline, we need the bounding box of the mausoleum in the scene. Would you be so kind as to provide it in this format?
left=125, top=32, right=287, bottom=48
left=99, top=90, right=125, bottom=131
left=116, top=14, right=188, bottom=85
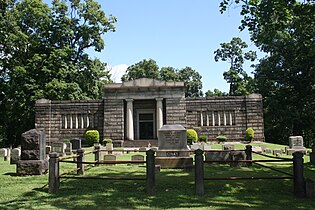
left=35, top=78, right=264, bottom=146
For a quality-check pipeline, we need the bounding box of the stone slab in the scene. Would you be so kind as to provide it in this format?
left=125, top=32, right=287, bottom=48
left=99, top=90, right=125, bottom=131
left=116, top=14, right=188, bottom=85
left=155, top=157, right=193, bottom=169
left=16, top=160, right=48, bottom=175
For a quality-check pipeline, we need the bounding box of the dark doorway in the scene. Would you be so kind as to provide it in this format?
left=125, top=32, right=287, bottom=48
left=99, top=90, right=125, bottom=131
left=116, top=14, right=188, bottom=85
left=138, top=113, right=154, bottom=139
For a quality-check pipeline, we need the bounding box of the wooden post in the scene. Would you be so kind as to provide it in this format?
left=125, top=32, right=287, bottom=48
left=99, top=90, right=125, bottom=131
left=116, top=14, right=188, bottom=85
left=49, top=152, right=59, bottom=194
left=94, top=145, right=101, bottom=166
left=245, top=145, right=252, bottom=166
left=293, top=152, right=306, bottom=198
left=195, top=149, right=204, bottom=196
left=146, top=149, right=156, bottom=195
left=77, top=149, right=85, bottom=175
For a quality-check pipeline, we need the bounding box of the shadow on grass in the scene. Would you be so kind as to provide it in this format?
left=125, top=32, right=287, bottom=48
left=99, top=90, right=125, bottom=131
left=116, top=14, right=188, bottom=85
left=1, top=163, right=315, bottom=210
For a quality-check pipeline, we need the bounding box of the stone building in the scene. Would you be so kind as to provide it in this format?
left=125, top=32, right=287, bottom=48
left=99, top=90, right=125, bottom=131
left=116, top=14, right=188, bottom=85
left=35, top=78, right=264, bottom=146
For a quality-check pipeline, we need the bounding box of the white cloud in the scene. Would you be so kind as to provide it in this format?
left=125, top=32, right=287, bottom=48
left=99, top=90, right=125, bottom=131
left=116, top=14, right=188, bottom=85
left=109, top=64, right=128, bottom=83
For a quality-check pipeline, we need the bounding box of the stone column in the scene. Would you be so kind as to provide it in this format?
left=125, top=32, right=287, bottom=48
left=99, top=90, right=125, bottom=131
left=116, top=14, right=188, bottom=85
left=126, top=99, right=134, bottom=140
left=200, top=112, right=203, bottom=126
left=156, top=98, right=163, bottom=138
left=70, top=114, right=73, bottom=129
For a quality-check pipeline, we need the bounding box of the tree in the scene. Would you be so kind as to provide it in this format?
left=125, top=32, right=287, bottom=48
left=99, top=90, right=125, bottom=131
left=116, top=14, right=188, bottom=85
left=121, top=59, right=161, bottom=81
left=220, top=0, right=315, bottom=146
left=178, top=67, right=203, bottom=97
left=214, top=37, right=256, bottom=95
left=205, top=89, right=228, bottom=97
left=0, top=0, right=116, bottom=146
left=121, top=59, right=203, bottom=97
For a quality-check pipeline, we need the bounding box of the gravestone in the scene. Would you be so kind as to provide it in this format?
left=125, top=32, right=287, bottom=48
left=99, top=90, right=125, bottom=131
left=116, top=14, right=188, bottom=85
left=205, top=151, right=230, bottom=162
left=273, top=148, right=283, bottom=156
left=16, top=129, right=48, bottom=175
left=10, top=148, right=21, bottom=164
left=131, top=154, right=145, bottom=164
left=203, top=143, right=211, bottom=151
left=222, top=144, right=235, bottom=151
left=104, top=154, right=116, bottom=161
left=287, top=136, right=306, bottom=155
left=0, top=148, right=8, bottom=161
left=229, top=151, right=246, bottom=167
left=156, top=125, right=193, bottom=169
left=51, top=142, right=66, bottom=156
left=252, top=146, right=263, bottom=154
left=64, top=142, right=72, bottom=155
left=190, top=143, right=200, bottom=151
left=70, top=139, right=81, bottom=150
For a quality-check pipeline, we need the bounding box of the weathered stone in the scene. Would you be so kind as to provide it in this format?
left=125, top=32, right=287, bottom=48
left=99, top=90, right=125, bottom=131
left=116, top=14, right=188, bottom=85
left=10, top=148, right=21, bottom=164
left=16, top=160, right=48, bottom=175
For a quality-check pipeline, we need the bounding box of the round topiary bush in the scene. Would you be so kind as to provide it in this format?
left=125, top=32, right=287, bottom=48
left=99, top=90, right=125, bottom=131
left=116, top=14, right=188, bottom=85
left=216, top=135, right=227, bottom=143
left=85, top=130, right=100, bottom=146
left=187, top=129, right=198, bottom=145
left=199, top=135, right=208, bottom=142
left=103, top=138, right=112, bottom=145
left=245, top=128, right=255, bottom=142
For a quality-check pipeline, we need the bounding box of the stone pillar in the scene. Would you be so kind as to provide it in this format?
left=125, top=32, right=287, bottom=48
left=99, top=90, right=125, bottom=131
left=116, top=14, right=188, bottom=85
left=293, top=152, right=306, bottom=198
left=206, top=113, right=209, bottom=126
left=212, top=112, right=215, bottom=126
left=156, top=98, right=163, bottom=138
left=70, top=114, right=73, bottom=129
left=195, top=149, right=204, bottom=196
left=49, top=152, right=59, bottom=194
left=75, top=114, right=78, bottom=129
left=223, top=111, right=227, bottom=126
left=146, top=149, right=156, bottom=195
left=200, top=112, right=203, bottom=126
left=126, top=99, right=134, bottom=140
left=229, top=112, right=233, bottom=125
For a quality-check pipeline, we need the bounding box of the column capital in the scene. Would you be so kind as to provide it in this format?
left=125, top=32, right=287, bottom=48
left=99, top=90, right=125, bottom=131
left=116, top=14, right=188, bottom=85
left=126, top=98, right=134, bottom=102
left=155, top=97, right=163, bottom=101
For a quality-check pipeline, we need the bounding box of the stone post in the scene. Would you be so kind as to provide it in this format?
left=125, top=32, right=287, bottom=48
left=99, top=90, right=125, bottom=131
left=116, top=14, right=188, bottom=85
left=293, top=152, right=306, bottom=198
left=146, top=149, right=156, bottom=195
left=94, top=145, right=101, bottom=166
left=49, top=152, right=59, bottom=194
left=245, top=145, right=252, bottom=166
left=77, top=149, right=85, bottom=175
left=195, top=149, right=204, bottom=196
left=156, top=98, right=163, bottom=138
left=126, top=99, right=134, bottom=140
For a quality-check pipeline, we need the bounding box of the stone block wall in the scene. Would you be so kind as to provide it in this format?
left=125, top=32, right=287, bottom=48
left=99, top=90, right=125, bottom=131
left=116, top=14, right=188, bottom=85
left=35, top=99, right=104, bottom=144
left=103, top=99, right=124, bottom=140
left=166, top=97, right=186, bottom=126
left=185, top=94, right=264, bottom=141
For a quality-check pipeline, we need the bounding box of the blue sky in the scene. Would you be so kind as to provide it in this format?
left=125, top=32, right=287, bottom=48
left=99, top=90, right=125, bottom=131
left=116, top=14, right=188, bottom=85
left=47, top=0, right=261, bottom=93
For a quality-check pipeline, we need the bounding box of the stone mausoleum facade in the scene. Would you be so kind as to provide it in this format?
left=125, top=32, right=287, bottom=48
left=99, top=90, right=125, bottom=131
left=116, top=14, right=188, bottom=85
left=35, top=78, right=264, bottom=146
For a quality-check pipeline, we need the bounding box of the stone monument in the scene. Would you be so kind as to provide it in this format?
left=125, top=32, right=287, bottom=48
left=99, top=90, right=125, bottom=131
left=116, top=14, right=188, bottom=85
left=156, top=124, right=193, bottom=169
left=286, top=136, right=306, bottom=155
left=16, top=129, right=48, bottom=175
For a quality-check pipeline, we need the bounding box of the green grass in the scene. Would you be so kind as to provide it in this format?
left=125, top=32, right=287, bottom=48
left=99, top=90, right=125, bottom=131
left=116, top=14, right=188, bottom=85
left=0, top=143, right=315, bottom=210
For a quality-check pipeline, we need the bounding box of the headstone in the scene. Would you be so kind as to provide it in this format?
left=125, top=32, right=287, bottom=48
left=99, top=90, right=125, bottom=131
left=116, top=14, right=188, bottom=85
left=64, top=142, right=72, bottom=155
left=222, top=144, right=235, bottom=151
left=156, top=125, right=193, bottom=169
left=10, top=148, right=21, bottom=164
left=0, top=148, right=8, bottom=161
left=70, top=139, right=81, bottom=150
left=252, top=146, right=263, bottom=154
left=190, top=143, right=200, bottom=151
left=273, top=148, right=283, bottom=156
left=229, top=151, right=246, bottom=167
left=51, top=142, right=66, bottom=156
left=265, top=148, right=273, bottom=154
left=103, top=154, right=116, bottom=165
left=106, top=143, right=113, bottom=151
left=205, top=151, right=230, bottom=162
left=287, top=136, right=306, bottom=155
left=46, top=146, right=51, bottom=155
left=17, top=129, right=48, bottom=175
left=203, top=143, right=211, bottom=151
left=131, top=154, right=145, bottom=164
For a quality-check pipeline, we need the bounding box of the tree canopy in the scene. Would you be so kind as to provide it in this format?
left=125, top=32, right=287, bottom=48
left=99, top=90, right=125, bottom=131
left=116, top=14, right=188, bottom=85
left=0, top=0, right=116, bottom=146
left=214, top=37, right=256, bottom=96
left=220, top=0, right=315, bottom=146
left=121, top=59, right=203, bottom=97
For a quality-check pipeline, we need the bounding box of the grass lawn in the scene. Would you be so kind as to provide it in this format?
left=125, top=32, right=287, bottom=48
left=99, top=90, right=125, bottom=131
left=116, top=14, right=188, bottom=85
left=0, top=143, right=315, bottom=210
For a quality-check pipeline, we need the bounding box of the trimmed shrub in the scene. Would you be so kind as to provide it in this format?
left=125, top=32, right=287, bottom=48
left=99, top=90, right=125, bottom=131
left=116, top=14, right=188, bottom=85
left=103, top=138, right=112, bottom=145
left=85, top=130, right=99, bottom=146
left=216, top=135, right=227, bottom=142
left=63, top=139, right=70, bottom=143
left=199, top=135, right=208, bottom=142
left=245, top=128, right=255, bottom=142
left=187, top=129, right=198, bottom=145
